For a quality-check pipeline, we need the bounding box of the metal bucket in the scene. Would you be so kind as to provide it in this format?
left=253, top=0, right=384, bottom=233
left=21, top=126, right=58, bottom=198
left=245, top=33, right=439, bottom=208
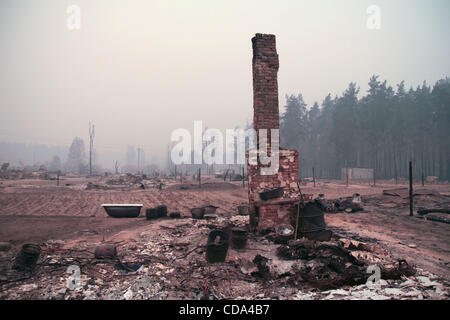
left=13, top=244, right=41, bottom=271
left=156, top=205, right=168, bottom=217
left=146, top=208, right=159, bottom=220
left=94, top=245, right=117, bottom=259
left=275, top=224, right=295, bottom=243
left=206, top=230, right=229, bottom=263
left=191, top=208, right=205, bottom=219
left=169, top=212, right=181, bottom=219
left=203, top=205, right=218, bottom=215
left=237, top=206, right=249, bottom=216
left=231, top=228, right=248, bottom=249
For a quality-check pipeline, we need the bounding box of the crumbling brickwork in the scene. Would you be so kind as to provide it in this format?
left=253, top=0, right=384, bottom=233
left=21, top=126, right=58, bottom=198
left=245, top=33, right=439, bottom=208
left=247, top=33, right=300, bottom=232
left=247, top=149, right=299, bottom=231
left=252, top=33, right=280, bottom=147
left=256, top=202, right=296, bottom=232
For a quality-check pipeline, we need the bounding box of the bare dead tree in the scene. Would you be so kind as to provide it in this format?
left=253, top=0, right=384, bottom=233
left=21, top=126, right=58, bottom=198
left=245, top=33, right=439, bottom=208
left=89, top=122, right=95, bottom=176
left=89, top=123, right=95, bottom=175
left=137, top=146, right=141, bottom=174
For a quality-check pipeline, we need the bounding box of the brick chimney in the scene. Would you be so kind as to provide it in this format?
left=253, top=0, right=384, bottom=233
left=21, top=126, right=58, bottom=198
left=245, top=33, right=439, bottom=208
left=252, top=33, right=280, bottom=147
left=247, top=33, right=300, bottom=232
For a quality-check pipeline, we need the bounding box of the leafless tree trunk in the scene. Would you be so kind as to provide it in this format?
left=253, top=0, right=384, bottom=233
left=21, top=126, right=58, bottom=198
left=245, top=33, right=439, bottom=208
left=137, top=147, right=141, bottom=174
left=89, top=122, right=95, bottom=176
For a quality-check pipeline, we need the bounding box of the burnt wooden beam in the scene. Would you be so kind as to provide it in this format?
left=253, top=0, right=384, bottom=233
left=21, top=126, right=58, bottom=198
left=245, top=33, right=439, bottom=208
left=417, top=209, right=450, bottom=215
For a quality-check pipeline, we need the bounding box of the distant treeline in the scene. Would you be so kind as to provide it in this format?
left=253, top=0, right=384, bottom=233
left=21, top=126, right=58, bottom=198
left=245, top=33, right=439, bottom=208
left=0, top=142, right=67, bottom=169
left=280, top=76, right=450, bottom=181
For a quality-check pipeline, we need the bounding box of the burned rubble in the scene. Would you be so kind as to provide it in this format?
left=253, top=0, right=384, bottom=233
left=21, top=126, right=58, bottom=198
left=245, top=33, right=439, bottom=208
left=0, top=206, right=448, bottom=300
left=0, top=33, right=449, bottom=302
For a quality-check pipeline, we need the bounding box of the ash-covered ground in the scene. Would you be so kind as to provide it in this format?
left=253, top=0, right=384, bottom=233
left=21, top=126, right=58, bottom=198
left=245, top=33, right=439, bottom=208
left=0, top=175, right=449, bottom=300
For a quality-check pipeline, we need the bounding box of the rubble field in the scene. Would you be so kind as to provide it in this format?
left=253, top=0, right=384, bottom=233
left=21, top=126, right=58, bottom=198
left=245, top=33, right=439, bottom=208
left=0, top=176, right=448, bottom=300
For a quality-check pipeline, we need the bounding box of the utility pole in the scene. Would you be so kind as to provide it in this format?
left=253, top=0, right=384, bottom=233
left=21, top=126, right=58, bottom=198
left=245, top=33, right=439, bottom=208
left=312, top=167, right=316, bottom=187
left=421, top=160, right=425, bottom=186
left=89, top=122, right=95, bottom=176
left=346, top=167, right=349, bottom=187
left=409, top=161, right=413, bottom=216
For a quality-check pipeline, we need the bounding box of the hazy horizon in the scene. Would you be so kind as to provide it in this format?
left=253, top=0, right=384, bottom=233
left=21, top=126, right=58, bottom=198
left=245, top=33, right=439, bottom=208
left=1, top=0, right=449, bottom=169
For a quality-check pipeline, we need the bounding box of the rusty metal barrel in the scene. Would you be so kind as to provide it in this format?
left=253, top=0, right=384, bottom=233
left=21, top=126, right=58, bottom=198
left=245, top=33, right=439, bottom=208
left=13, top=244, right=41, bottom=271
left=298, top=201, right=326, bottom=239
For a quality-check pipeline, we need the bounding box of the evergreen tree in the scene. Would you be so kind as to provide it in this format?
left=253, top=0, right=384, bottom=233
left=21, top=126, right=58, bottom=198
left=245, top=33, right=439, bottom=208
left=279, top=76, right=450, bottom=181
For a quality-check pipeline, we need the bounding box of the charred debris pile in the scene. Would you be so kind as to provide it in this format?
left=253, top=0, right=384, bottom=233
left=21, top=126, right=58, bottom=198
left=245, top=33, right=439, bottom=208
left=0, top=191, right=448, bottom=300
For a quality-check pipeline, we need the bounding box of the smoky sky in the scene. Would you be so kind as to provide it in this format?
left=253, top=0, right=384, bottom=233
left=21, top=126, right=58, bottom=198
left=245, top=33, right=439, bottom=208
left=0, top=0, right=449, bottom=168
